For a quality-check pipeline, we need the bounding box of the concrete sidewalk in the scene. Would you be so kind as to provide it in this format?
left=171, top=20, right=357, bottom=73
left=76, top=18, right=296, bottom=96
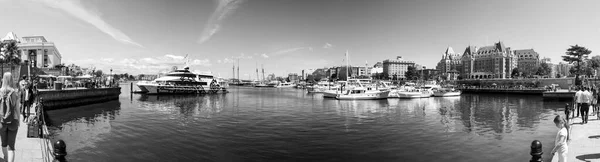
left=552, top=114, right=600, bottom=162
left=2, top=106, right=53, bottom=162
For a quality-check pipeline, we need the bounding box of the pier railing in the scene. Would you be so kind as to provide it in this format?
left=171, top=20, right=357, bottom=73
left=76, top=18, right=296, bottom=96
left=32, top=96, right=67, bottom=161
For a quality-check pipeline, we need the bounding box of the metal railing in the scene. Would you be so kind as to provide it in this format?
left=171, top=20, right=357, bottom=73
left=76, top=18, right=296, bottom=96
left=30, top=96, right=67, bottom=162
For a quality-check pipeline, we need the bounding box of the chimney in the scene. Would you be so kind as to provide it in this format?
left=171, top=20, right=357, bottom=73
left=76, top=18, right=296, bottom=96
left=396, top=56, right=403, bottom=60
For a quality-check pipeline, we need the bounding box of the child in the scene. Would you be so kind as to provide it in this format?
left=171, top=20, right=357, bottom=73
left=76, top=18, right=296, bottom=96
left=551, top=115, right=569, bottom=162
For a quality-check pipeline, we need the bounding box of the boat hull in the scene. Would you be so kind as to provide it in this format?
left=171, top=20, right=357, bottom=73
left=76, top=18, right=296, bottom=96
left=138, top=84, right=228, bottom=94
left=323, top=90, right=342, bottom=98
left=433, top=91, right=461, bottom=97
left=335, top=91, right=390, bottom=100
left=396, top=91, right=431, bottom=99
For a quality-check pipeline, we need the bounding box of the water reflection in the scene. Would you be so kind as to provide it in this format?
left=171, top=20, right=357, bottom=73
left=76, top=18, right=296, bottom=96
left=47, top=87, right=560, bottom=162
left=46, top=100, right=121, bottom=153
left=137, top=94, right=228, bottom=119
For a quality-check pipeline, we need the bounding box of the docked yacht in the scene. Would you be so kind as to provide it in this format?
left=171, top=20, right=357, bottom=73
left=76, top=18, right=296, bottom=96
left=136, top=67, right=228, bottom=94
left=307, top=81, right=339, bottom=93
left=432, top=88, right=461, bottom=97
left=335, top=88, right=390, bottom=100
left=274, top=82, right=296, bottom=88
left=394, top=85, right=437, bottom=99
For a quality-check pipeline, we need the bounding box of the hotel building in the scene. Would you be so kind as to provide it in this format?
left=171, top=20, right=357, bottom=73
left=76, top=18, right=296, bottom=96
left=436, top=46, right=462, bottom=80
left=461, top=41, right=517, bottom=79
left=382, top=56, right=415, bottom=79
left=514, top=49, right=540, bottom=76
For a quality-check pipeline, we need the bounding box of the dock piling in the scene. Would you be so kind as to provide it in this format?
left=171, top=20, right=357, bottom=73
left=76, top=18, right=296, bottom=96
left=53, top=140, right=67, bottom=162
left=530, top=140, right=543, bottom=162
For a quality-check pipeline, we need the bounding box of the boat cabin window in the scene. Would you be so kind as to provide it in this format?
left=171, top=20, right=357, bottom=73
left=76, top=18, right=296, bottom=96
left=351, top=90, right=364, bottom=94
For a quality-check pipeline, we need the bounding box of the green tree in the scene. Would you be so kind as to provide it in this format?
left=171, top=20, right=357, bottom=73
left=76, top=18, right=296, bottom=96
left=0, top=41, right=21, bottom=75
left=94, top=70, right=103, bottom=77
left=405, top=66, right=418, bottom=80
left=511, top=68, right=520, bottom=78
left=535, top=62, right=552, bottom=76
left=563, top=45, right=592, bottom=85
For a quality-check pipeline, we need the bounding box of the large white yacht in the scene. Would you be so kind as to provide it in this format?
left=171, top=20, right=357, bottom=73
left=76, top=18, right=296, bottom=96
left=136, top=67, right=228, bottom=94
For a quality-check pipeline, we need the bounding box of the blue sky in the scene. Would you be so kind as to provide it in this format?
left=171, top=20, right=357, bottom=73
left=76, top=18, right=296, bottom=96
left=1, top=0, right=599, bottom=79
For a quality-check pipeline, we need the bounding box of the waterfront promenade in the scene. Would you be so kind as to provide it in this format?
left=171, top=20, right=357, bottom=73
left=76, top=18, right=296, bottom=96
left=12, top=105, right=52, bottom=162
left=552, top=115, right=600, bottom=162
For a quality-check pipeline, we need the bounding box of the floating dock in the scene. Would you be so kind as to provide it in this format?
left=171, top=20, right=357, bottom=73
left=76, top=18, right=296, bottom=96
left=38, top=87, right=121, bottom=110
left=542, top=90, right=575, bottom=99
left=459, top=88, right=547, bottom=94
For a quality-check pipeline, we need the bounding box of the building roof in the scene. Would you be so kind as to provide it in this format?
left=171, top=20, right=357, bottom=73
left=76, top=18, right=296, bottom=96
left=445, top=46, right=455, bottom=55
left=462, top=46, right=477, bottom=56
left=1, top=32, right=19, bottom=42
left=514, top=49, right=537, bottom=54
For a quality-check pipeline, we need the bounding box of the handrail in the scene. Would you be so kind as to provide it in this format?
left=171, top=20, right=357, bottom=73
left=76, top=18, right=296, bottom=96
left=32, top=94, right=67, bottom=161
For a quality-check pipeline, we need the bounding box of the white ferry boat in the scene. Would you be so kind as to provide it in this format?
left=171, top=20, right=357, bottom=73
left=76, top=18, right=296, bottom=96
left=136, top=67, right=228, bottom=94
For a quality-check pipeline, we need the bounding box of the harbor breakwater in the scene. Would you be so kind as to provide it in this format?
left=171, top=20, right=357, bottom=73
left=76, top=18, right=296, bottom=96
left=39, top=87, right=121, bottom=110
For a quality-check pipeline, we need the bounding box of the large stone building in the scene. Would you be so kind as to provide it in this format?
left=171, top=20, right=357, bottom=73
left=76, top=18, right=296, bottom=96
left=461, top=41, right=517, bottom=79
left=1, top=32, right=63, bottom=68
left=382, top=56, right=415, bottom=79
left=514, top=49, right=540, bottom=76
left=436, top=46, right=462, bottom=80
left=556, top=62, right=572, bottom=77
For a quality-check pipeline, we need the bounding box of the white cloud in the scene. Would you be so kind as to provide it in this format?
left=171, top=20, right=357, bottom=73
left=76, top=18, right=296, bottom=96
left=198, top=0, right=245, bottom=44
left=323, top=43, right=333, bottom=49
left=261, top=53, right=269, bottom=58
left=270, top=47, right=313, bottom=56
left=64, top=54, right=211, bottom=74
left=37, top=0, right=143, bottom=47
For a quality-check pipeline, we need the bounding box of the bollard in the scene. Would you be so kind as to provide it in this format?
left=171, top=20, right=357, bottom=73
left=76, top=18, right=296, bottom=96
left=530, top=140, right=543, bottom=162
left=130, top=82, right=133, bottom=93
left=54, top=140, right=67, bottom=162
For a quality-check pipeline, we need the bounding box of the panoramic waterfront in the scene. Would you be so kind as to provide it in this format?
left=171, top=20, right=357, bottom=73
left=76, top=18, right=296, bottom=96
left=44, top=83, right=561, bottom=162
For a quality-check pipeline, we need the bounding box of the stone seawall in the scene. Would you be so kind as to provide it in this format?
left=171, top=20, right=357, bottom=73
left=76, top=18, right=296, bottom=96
left=38, top=87, right=121, bottom=110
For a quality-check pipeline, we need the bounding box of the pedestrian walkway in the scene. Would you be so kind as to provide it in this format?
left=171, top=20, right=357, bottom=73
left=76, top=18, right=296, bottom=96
left=552, top=114, right=600, bottom=162
left=5, top=106, right=53, bottom=162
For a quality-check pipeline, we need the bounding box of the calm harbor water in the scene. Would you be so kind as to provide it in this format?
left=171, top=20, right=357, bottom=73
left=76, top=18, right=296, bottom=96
left=47, top=83, right=562, bottom=162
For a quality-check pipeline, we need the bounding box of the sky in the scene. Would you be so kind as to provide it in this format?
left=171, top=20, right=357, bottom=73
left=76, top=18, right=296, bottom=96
left=0, top=0, right=599, bottom=79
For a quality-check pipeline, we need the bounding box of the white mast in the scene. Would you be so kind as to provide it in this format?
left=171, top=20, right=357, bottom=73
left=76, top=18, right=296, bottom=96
left=346, top=50, right=349, bottom=81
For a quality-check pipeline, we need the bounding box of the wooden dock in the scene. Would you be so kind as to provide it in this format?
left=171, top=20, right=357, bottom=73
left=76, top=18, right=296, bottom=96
left=543, top=90, right=575, bottom=100
left=459, top=88, right=547, bottom=94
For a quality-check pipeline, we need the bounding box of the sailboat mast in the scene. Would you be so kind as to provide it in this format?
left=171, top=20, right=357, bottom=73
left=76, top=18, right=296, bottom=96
left=346, top=50, right=349, bottom=81
left=233, top=63, right=235, bottom=80
left=237, top=59, right=240, bottom=81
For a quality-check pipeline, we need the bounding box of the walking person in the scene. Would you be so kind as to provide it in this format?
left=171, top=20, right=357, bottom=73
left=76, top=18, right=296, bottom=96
left=552, top=115, right=570, bottom=162
left=575, top=87, right=583, bottom=119
left=0, top=72, right=20, bottom=162
left=582, top=87, right=592, bottom=124
left=17, top=76, right=30, bottom=123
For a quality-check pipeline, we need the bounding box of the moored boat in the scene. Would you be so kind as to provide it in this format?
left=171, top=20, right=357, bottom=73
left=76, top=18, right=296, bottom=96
left=136, top=67, right=228, bottom=94
left=432, top=88, right=461, bottom=97
left=274, top=82, right=296, bottom=88
left=335, top=89, right=390, bottom=100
